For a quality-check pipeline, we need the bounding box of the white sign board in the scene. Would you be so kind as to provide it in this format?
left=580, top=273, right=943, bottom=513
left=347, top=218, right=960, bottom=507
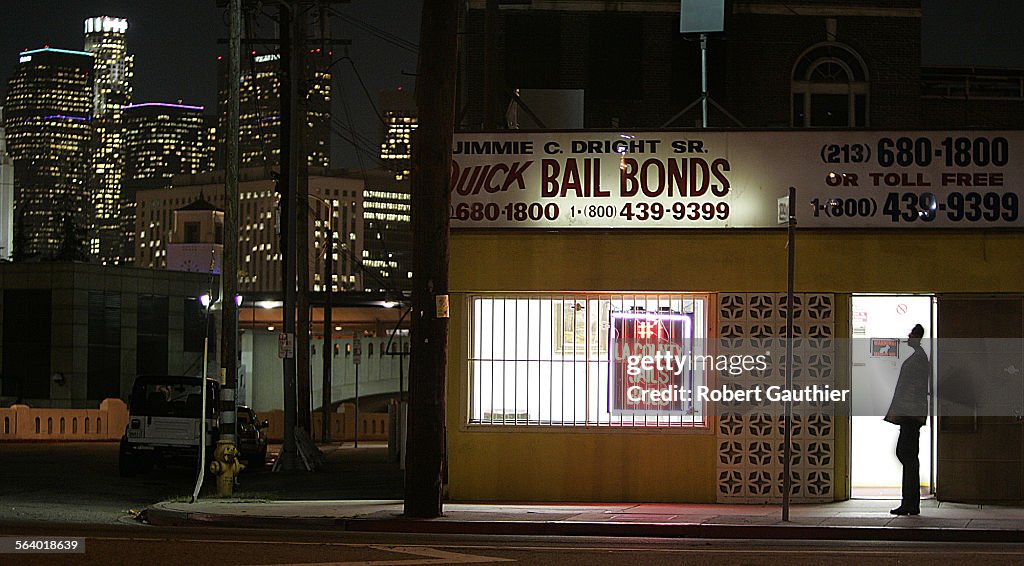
left=278, top=332, right=294, bottom=359
left=352, top=335, right=362, bottom=365
left=450, top=131, right=1024, bottom=229
left=680, top=0, right=725, bottom=34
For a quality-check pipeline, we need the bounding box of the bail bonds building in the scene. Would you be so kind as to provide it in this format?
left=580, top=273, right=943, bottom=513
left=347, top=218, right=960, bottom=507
left=445, top=1, right=1024, bottom=504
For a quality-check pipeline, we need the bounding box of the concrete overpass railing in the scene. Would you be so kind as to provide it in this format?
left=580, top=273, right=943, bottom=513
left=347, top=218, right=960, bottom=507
left=262, top=403, right=388, bottom=442
left=0, top=399, right=129, bottom=441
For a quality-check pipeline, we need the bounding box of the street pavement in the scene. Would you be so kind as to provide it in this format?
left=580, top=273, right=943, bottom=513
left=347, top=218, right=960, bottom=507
left=3, top=440, right=1024, bottom=565
left=0, top=440, right=402, bottom=525
left=5, top=522, right=1024, bottom=565
left=146, top=442, right=1024, bottom=543
left=0, top=441, right=181, bottom=525
left=4, top=440, right=1024, bottom=544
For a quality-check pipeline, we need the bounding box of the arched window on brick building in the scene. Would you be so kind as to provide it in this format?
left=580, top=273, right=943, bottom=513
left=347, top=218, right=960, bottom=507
left=792, top=42, right=869, bottom=128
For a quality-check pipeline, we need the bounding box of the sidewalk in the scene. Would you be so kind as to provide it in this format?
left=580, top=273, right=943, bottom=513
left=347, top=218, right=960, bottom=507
left=144, top=498, right=1024, bottom=542
left=144, top=444, right=1024, bottom=542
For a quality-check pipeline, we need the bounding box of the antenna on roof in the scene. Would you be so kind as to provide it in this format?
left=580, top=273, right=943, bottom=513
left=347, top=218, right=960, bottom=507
left=665, top=1, right=742, bottom=128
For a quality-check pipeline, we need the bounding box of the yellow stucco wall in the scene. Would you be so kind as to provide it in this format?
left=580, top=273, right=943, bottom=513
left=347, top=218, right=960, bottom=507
left=446, top=229, right=1024, bottom=502
left=451, top=229, right=1024, bottom=294
left=446, top=428, right=718, bottom=502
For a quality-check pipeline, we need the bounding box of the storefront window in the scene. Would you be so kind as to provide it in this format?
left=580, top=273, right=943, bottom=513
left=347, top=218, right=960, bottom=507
left=469, top=293, right=709, bottom=427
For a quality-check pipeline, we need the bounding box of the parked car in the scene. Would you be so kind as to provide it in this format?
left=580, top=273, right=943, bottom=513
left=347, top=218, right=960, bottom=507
left=119, top=375, right=266, bottom=476
left=119, top=375, right=219, bottom=477
left=236, top=405, right=268, bottom=467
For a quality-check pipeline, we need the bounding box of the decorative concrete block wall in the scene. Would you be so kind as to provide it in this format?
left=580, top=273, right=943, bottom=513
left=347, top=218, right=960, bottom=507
left=716, top=293, right=836, bottom=503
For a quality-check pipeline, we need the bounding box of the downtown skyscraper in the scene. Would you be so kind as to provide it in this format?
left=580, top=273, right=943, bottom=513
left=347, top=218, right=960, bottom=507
left=120, top=102, right=209, bottom=263
left=360, top=169, right=411, bottom=294
left=0, top=108, right=14, bottom=260
left=378, top=88, right=417, bottom=181
left=84, top=16, right=133, bottom=264
left=216, top=51, right=331, bottom=169
left=360, top=89, right=417, bottom=294
left=3, top=48, right=94, bottom=260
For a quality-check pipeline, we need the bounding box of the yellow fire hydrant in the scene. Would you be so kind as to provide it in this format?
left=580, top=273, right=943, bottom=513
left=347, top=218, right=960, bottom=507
left=209, top=440, right=244, bottom=496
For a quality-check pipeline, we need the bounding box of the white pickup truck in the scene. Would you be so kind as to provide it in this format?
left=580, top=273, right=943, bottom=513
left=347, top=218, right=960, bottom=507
left=118, top=375, right=219, bottom=477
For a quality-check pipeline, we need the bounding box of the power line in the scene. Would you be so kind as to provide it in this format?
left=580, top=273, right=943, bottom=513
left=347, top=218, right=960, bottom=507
left=329, top=119, right=386, bottom=168
left=329, top=8, right=419, bottom=54
left=335, top=56, right=386, bottom=126
left=335, top=58, right=393, bottom=296
left=330, top=115, right=378, bottom=153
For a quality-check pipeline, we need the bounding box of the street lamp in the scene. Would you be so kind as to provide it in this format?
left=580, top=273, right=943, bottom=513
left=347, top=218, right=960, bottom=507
left=192, top=287, right=217, bottom=503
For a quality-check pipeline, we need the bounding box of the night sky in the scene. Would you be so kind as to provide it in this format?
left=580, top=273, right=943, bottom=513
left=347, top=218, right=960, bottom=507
left=0, top=0, right=422, bottom=168
left=0, top=1, right=1020, bottom=167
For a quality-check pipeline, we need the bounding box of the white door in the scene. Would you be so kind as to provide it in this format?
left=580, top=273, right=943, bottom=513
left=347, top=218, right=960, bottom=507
left=850, top=295, right=935, bottom=498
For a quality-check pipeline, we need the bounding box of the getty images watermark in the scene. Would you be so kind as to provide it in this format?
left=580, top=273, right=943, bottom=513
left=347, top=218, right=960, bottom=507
left=613, top=337, right=1024, bottom=417
left=621, top=350, right=850, bottom=406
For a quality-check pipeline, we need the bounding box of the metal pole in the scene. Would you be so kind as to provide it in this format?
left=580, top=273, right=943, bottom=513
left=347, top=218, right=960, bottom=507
left=929, top=297, right=937, bottom=495
left=354, top=363, right=360, bottom=448
left=191, top=334, right=209, bottom=503
left=220, top=0, right=242, bottom=452
left=322, top=203, right=334, bottom=443
left=700, top=33, right=708, bottom=128
left=783, top=186, right=796, bottom=521
left=385, top=305, right=412, bottom=403
left=191, top=292, right=213, bottom=502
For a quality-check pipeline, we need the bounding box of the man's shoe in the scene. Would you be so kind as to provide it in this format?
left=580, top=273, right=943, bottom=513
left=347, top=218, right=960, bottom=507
left=889, top=506, right=920, bottom=516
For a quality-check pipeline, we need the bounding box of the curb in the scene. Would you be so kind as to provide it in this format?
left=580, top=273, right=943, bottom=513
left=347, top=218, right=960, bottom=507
left=341, top=519, right=1024, bottom=543
left=145, top=506, right=1024, bottom=543
left=143, top=507, right=336, bottom=529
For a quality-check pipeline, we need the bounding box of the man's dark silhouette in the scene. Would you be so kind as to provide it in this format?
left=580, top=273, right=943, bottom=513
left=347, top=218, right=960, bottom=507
left=884, top=323, right=930, bottom=516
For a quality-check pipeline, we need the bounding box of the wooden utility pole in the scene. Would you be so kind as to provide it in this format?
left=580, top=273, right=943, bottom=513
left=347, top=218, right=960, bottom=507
left=483, top=0, right=497, bottom=129
left=318, top=0, right=334, bottom=448
left=275, top=0, right=348, bottom=462
left=404, top=0, right=459, bottom=519
left=277, top=0, right=299, bottom=470
left=295, top=2, right=312, bottom=435
left=220, top=0, right=242, bottom=449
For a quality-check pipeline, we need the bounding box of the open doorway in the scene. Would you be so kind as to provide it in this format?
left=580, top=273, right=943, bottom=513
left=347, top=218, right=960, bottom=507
left=850, top=295, right=935, bottom=499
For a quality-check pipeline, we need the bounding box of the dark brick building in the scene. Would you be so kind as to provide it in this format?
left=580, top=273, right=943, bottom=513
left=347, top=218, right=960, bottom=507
left=459, top=1, right=1022, bottom=130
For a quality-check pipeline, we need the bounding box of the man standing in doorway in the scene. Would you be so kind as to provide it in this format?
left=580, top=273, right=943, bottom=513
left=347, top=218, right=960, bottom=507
left=885, top=323, right=930, bottom=516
